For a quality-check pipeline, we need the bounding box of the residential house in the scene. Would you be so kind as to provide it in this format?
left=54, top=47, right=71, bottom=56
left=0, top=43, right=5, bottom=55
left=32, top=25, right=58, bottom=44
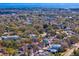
left=47, top=44, right=63, bottom=53
left=1, top=35, right=20, bottom=40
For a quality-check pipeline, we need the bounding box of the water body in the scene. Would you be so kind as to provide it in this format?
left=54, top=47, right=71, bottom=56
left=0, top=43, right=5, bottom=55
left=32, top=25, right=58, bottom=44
left=0, top=3, right=79, bottom=8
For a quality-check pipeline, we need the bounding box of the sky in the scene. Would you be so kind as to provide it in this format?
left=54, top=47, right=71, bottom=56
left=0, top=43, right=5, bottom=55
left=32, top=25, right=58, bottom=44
left=0, top=3, right=79, bottom=8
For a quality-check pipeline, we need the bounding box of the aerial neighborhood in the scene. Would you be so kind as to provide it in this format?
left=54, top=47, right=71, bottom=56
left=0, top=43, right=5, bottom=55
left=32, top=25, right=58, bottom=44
left=0, top=8, right=79, bottom=56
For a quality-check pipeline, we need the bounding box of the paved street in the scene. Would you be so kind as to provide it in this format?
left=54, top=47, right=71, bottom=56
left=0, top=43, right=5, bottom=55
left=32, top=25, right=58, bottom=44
left=63, top=43, right=79, bottom=56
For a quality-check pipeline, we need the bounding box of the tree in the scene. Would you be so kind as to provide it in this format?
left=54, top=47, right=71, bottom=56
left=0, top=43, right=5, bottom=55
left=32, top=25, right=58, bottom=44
left=74, top=27, right=79, bottom=34
left=5, top=48, right=16, bottom=56
left=0, top=24, right=5, bottom=36
left=68, top=35, right=79, bottom=44
left=73, top=49, right=79, bottom=56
